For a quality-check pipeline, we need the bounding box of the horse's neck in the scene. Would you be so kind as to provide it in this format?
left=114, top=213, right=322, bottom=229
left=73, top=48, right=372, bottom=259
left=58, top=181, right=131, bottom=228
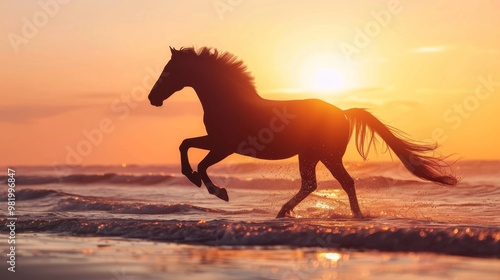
left=192, top=79, right=262, bottom=112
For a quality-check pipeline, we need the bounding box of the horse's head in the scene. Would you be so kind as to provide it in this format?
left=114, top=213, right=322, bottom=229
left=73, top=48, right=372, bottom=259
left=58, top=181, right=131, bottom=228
left=148, top=47, right=189, bottom=107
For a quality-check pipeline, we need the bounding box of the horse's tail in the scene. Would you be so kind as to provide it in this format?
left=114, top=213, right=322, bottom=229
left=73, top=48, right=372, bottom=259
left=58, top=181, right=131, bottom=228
left=344, top=108, right=457, bottom=186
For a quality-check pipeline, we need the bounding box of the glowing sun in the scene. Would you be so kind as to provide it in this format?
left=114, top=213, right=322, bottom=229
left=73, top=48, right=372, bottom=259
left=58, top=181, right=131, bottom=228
left=312, top=67, right=344, bottom=91
left=300, top=53, right=347, bottom=93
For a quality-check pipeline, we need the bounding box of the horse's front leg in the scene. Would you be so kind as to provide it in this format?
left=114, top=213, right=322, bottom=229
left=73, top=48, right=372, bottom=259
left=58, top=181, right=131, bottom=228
left=197, top=149, right=233, bottom=202
left=179, top=136, right=213, bottom=187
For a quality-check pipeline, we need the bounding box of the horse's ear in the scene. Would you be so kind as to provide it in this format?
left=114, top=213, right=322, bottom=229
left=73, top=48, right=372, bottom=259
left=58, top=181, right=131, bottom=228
left=169, top=46, right=176, bottom=54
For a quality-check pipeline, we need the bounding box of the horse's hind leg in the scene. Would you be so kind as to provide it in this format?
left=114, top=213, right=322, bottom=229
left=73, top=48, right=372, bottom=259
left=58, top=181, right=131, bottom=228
left=197, top=149, right=232, bottom=202
left=179, top=136, right=212, bottom=187
left=276, top=154, right=319, bottom=218
left=321, top=158, right=362, bottom=217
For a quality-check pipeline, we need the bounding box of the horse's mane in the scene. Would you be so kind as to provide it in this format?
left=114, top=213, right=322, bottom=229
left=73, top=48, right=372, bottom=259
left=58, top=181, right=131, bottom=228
left=174, top=47, right=257, bottom=93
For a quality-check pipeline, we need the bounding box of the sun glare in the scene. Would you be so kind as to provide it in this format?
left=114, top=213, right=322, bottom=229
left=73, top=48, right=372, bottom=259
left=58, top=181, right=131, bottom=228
left=313, top=67, right=344, bottom=91
left=299, top=52, right=349, bottom=94
left=324, top=252, right=342, bottom=262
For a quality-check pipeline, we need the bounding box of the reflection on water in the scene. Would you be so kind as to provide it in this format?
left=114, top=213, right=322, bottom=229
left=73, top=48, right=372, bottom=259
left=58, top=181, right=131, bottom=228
left=5, top=233, right=499, bottom=280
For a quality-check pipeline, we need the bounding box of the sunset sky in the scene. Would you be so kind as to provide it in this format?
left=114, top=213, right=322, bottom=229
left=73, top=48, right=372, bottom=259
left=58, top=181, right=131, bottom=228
left=1, top=0, right=500, bottom=167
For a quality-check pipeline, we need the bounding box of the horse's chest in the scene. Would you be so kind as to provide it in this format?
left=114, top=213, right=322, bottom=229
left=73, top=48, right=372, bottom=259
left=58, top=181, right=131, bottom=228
left=203, top=113, right=243, bottom=133
left=203, top=110, right=266, bottom=140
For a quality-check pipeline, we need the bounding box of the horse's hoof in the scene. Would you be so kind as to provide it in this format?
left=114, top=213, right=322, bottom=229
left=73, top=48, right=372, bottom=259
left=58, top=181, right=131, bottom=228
left=276, top=210, right=290, bottom=218
left=353, top=212, right=364, bottom=219
left=187, top=171, right=202, bottom=187
left=276, top=214, right=294, bottom=218
left=214, top=187, right=229, bottom=202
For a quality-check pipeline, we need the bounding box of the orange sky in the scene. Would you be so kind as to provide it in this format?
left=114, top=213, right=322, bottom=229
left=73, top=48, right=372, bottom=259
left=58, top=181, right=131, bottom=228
left=1, top=0, right=500, bottom=166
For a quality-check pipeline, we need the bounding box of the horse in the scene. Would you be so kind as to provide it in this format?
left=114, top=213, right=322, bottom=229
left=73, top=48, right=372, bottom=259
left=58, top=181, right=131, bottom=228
left=148, top=47, right=457, bottom=218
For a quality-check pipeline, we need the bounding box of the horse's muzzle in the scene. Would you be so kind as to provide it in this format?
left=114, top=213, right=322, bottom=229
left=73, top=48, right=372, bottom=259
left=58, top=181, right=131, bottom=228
left=150, top=100, right=163, bottom=107
left=149, top=95, right=163, bottom=107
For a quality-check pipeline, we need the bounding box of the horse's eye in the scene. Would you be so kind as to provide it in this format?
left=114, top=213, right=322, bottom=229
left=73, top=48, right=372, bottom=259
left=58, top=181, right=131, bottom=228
left=163, top=72, right=171, bottom=78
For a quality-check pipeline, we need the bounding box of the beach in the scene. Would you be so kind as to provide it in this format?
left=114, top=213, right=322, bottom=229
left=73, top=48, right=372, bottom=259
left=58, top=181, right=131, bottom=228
left=1, top=161, right=499, bottom=279
left=2, top=233, right=500, bottom=280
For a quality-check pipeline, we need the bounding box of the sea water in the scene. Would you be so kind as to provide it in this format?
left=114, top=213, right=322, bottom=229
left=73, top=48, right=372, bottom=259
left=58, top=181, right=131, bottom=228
left=1, top=161, right=499, bottom=279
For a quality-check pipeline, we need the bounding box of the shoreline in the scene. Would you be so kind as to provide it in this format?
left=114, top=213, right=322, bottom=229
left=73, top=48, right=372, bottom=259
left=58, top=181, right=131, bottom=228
left=1, top=233, right=500, bottom=280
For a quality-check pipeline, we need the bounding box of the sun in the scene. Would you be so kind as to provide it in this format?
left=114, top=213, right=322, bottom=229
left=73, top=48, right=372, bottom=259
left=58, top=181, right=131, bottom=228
left=312, top=67, right=344, bottom=92
left=299, top=52, right=348, bottom=94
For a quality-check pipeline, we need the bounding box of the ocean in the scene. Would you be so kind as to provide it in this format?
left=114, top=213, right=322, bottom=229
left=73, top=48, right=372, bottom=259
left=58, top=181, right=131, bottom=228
left=1, top=160, right=499, bottom=279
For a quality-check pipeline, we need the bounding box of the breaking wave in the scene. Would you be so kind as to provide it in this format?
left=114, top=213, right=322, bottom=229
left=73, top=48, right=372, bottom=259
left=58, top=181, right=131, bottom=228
left=0, top=173, right=174, bottom=185
left=5, top=217, right=499, bottom=257
left=51, top=196, right=267, bottom=215
left=0, top=173, right=429, bottom=188
left=0, top=188, right=67, bottom=200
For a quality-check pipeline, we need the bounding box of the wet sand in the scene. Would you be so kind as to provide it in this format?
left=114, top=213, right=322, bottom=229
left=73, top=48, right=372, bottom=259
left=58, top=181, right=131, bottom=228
left=1, top=233, right=499, bottom=280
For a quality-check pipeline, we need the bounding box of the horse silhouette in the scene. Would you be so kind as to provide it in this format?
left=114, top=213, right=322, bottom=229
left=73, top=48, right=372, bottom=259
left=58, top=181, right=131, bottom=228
left=148, top=47, right=457, bottom=218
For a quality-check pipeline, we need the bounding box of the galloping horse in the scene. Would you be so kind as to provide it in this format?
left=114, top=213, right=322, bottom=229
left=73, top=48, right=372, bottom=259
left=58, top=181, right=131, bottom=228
left=148, top=47, right=457, bottom=218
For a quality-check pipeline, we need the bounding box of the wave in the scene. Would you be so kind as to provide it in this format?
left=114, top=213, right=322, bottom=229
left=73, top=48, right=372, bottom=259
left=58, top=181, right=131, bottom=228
left=5, top=217, right=499, bottom=257
left=0, top=189, right=67, bottom=200
left=0, top=173, right=430, bottom=188
left=4, top=161, right=500, bottom=185
left=51, top=196, right=267, bottom=215
left=0, top=173, right=174, bottom=186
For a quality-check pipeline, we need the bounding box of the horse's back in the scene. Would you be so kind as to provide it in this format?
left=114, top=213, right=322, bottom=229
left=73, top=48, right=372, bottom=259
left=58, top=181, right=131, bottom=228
left=273, top=98, right=350, bottom=142
left=232, top=98, right=350, bottom=159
